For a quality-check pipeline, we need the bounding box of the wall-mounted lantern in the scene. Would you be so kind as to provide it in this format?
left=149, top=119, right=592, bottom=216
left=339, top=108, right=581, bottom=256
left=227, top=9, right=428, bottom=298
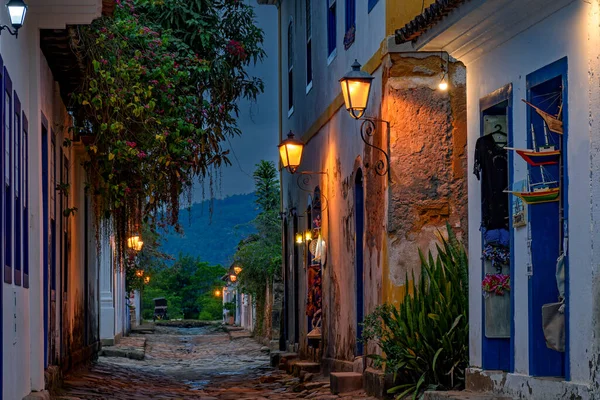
left=278, top=131, right=305, bottom=174
left=4, top=0, right=27, bottom=37
left=339, top=60, right=391, bottom=177
left=233, top=266, right=242, bottom=275
left=144, top=276, right=150, bottom=284
left=135, top=270, right=144, bottom=278
left=214, top=289, right=222, bottom=297
left=305, top=230, right=313, bottom=242
left=229, top=274, right=237, bottom=283
left=127, top=235, right=144, bottom=252
left=339, top=60, right=374, bottom=120
left=295, top=232, right=303, bottom=245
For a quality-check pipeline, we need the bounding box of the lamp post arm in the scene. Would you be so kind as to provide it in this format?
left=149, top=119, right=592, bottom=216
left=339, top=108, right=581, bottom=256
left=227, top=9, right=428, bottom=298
left=0, top=25, right=18, bottom=37
left=360, top=117, right=391, bottom=178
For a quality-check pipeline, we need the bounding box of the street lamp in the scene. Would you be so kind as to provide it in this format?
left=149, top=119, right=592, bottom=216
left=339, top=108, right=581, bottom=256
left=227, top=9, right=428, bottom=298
left=233, top=266, right=242, bottom=275
left=278, top=131, right=304, bottom=174
left=339, top=60, right=374, bottom=120
left=229, top=274, right=237, bottom=283
left=4, top=0, right=27, bottom=36
left=144, top=276, right=150, bottom=284
left=214, top=289, right=222, bottom=297
left=127, top=235, right=144, bottom=252
left=135, top=270, right=144, bottom=277
left=339, top=60, right=391, bottom=177
left=295, top=232, right=303, bottom=245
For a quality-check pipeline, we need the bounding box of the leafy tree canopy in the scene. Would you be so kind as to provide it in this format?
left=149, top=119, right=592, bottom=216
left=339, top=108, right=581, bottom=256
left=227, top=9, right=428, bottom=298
left=69, top=0, right=265, bottom=255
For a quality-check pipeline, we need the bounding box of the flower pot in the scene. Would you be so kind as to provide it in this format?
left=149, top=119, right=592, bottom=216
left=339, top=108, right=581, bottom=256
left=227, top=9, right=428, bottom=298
left=485, top=293, right=511, bottom=338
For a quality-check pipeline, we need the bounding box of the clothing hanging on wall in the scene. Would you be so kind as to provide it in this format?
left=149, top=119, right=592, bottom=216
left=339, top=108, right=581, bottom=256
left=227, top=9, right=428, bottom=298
left=474, top=134, right=509, bottom=230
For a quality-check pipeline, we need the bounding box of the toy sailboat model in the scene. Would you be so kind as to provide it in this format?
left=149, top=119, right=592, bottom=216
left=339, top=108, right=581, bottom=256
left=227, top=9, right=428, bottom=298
left=505, top=166, right=560, bottom=205
left=522, top=99, right=563, bottom=134
left=505, top=123, right=560, bottom=166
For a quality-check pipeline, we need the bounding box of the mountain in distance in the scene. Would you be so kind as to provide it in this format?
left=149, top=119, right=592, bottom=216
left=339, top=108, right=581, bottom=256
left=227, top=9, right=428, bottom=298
left=159, top=193, right=258, bottom=267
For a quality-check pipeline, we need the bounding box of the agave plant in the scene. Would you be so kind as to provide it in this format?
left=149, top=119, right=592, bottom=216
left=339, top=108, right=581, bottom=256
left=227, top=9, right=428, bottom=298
left=362, top=225, right=469, bottom=399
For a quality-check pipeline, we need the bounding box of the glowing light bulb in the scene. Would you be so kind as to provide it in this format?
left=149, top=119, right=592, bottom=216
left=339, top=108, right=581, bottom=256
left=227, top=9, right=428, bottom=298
left=439, top=77, right=448, bottom=91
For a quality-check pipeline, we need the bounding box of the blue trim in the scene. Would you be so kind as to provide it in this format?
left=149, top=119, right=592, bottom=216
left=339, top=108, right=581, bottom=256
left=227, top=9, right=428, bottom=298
left=0, top=53, right=4, bottom=398
left=525, top=57, right=567, bottom=378
left=479, top=84, right=513, bottom=372
left=354, top=169, right=364, bottom=356
left=41, top=114, right=49, bottom=367
left=13, top=92, right=20, bottom=287
left=327, top=1, right=336, bottom=57
left=22, top=113, right=28, bottom=289
left=3, top=68, right=11, bottom=284
left=368, top=0, right=379, bottom=13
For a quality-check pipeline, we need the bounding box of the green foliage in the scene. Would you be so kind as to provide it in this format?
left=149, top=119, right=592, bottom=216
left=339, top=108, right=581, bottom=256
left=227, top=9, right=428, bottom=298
left=234, top=161, right=281, bottom=335
left=223, top=301, right=236, bottom=315
left=70, top=0, right=265, bottom=255
left=362, top=225, right=469, bottom=399
left=141, top=254, right=225, bottom=320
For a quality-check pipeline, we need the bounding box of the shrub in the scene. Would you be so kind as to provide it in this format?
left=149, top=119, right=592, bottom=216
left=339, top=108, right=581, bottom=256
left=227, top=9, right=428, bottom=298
left=362, top=225, right=469, bottom=399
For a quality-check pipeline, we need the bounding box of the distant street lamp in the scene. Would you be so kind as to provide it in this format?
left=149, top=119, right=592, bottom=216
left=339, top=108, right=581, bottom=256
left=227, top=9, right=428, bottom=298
left=295, top=232, right=303, bottom=245
left=135, top=270, right=144, bottom=277
left=214, top=289, right=222, bottom=297
left=127, top=235, right=144, bottom=252
left=144, top=276, right=150, bottom=284
left=233, top=266, right=242, bottom=275
left=229, top=274, right=237, bottom=283
left=4, top=0, right=27, bottom=36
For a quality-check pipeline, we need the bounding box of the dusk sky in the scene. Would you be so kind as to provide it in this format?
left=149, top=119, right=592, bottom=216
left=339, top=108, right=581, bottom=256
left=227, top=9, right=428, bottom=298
left=192, top=2, right=279, bottom=201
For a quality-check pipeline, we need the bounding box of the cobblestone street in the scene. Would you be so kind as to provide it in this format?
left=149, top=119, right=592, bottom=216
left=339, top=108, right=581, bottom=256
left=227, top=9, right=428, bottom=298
left=53, top=325, right=376, bottom=399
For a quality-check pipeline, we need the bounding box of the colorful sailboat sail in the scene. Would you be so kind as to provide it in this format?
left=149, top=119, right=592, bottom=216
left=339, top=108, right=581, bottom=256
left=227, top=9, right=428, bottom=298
left=506, top=123, right=560, bottom=166
left=505, top=166, right=560, bottom=205
left=522, top=99, right=563, bottom=134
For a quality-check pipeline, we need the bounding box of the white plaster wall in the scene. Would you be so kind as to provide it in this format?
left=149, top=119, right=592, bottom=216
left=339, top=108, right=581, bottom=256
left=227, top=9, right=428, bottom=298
left=281, top=65, right=384, bottom=359
left=466, top=0, right=593, bottom=383
left=279, top=0, right=385, bottom=139
left=1, top=1, right=103, bottom=396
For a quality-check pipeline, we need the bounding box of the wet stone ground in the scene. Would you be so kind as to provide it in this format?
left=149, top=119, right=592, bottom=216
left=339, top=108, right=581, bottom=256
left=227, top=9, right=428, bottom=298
left=53, top=325, right=377, bottom=399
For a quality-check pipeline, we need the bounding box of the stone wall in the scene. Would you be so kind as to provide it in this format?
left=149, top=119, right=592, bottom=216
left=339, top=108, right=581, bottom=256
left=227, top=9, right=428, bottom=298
left=382, top=53, right=467, bottom=304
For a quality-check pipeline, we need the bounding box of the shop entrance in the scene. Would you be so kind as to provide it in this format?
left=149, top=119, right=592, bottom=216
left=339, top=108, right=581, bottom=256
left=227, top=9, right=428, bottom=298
left=477, top=85, right=512, bottom=371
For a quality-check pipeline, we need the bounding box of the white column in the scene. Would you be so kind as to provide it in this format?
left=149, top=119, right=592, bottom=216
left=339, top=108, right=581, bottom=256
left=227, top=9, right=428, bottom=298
left=99, top=236, right=115, bottom=344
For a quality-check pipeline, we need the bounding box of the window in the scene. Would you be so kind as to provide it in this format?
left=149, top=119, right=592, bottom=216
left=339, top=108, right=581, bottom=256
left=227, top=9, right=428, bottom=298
left=305, top=0, right=312, bottom=90
left=327, top=0, right=336, bottom=61
left=287, top=20, right=294, bottom=114
left=368, top=0, right=379, bottom=13
left=14, top=93, right=20, bottom=286
left=344, top=0, right=355, bottom=50
left=23, top=114, right=28, bottom=288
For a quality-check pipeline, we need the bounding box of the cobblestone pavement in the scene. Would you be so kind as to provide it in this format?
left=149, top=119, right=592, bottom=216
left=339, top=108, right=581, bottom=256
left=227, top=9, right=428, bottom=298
left=54, top=325, right=377, bottom=399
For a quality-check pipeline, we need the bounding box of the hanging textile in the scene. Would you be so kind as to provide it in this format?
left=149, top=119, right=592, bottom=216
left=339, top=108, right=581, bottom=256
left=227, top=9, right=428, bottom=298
left=474, top=134, right=509, bottom=230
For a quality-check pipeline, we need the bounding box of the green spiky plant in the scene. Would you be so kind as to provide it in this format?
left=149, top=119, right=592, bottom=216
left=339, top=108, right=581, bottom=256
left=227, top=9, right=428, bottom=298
left=362, top=225, right=469, bottom=400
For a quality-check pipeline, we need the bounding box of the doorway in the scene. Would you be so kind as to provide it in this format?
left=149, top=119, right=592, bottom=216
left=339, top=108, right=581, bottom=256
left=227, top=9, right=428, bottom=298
left=355, top=169, right=365, bottom=356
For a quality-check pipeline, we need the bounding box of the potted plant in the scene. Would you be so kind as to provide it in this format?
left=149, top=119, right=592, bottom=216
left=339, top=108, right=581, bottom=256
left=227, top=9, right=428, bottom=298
left=482, top=273, right=511, bottom=338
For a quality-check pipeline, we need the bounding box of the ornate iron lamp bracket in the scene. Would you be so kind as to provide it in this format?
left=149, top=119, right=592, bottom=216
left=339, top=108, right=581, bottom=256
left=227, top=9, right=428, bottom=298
left=296, top=171, right=329, bottom=212
left=360, top=117, right=391, bottom=178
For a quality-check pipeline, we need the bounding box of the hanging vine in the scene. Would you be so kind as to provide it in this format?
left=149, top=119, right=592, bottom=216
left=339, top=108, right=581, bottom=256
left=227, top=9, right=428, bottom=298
left=66, top=0, right=265, bottom=256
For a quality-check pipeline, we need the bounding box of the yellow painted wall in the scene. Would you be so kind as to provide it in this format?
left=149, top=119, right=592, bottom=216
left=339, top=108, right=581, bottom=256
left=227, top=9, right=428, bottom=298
left=386, top=0, right=436, bottom=36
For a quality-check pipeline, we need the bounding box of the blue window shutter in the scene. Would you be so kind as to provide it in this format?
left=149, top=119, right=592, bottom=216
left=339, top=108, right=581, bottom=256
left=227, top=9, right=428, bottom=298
left=13, top=93, right=20, bottom=286
left=345, top=0, right=355, bottom=32
left=368, top=0, right=379, bottom=13
left=4, top=70, right=11, bottom=284
left=327, top=2, right=336, bottom=56
left=22, top=113, right=28, bottom=288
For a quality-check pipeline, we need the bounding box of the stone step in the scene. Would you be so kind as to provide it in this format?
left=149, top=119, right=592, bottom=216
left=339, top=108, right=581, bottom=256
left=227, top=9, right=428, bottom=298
left=277, top=352, right=298, bottom=370
left=424, top=391, right=514, bottom=400
left=330, top=372, right=363, bottom=394
left=292, top=361, right=321, bottom=376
